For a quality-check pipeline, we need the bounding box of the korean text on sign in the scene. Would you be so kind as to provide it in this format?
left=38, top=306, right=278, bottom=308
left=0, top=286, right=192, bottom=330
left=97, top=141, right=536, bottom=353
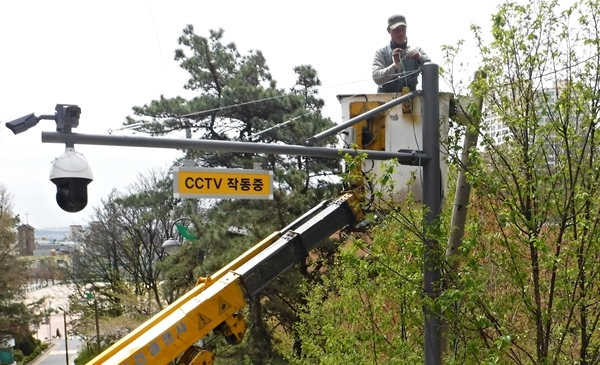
left=173, top=168, right=273, bottom=200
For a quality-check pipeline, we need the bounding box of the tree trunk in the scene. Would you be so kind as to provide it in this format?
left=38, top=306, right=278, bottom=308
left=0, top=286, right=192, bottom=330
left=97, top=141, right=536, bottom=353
left=441, top=72, right=484, bottom=354
left=247, top=297, right=273, bottom=364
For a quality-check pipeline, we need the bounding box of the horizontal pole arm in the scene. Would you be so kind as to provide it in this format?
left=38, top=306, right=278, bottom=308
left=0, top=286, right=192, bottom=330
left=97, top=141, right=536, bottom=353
left=303, top=91, right=420, bottom=146
left=41, top=132, right=429, bottom=165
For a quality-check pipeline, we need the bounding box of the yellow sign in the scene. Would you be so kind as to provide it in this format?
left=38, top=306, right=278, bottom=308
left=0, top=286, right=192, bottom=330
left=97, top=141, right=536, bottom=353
left=218, top=298, right=232, bottom=315
left=173, top=167, right=273, bottom=199
left=197, top=313, right=212, bottom=330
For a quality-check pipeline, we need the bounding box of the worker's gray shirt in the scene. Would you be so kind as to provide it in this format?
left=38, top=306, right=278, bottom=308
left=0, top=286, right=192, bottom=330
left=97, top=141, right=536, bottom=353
left=372, top=44, right=430, bottom=93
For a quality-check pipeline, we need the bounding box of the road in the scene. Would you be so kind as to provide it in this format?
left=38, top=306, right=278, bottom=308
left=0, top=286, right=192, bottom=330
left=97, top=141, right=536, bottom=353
left=26, top=284, right=73, bottom=342
left=26, top=284, right=85, bottom=365
left=30, top=336, right=82, bottom=365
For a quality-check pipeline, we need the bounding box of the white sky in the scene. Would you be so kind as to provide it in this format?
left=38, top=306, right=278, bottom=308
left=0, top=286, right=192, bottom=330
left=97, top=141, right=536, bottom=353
left=0, top=0, right=504, bottom=228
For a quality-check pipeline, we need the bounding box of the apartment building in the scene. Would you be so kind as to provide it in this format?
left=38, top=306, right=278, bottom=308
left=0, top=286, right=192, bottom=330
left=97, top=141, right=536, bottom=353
left=483, top=81, right=564, bottom=146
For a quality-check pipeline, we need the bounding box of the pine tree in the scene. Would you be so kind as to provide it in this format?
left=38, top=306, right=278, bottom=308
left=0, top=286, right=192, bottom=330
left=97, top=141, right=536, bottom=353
left=124, top=26, right=343, bottom=362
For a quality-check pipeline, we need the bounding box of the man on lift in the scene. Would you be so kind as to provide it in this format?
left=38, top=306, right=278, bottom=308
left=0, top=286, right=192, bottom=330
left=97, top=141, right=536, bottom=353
left=372, top=14, right=430, bottom=93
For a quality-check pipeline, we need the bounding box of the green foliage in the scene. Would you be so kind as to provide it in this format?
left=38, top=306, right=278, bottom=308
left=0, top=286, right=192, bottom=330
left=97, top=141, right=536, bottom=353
left=19, top=340, right=47, bottom=364
left=441, top=0, right=600, bottom=363
left=14, top=334, right=36, bottom=356
left=73, top=342, right=109, bottom=365
left=126, top=26, right=339, bottom=174
left=0, top=184, right=34, bottom=340
left=13, top=349, right=23, bottom=362
left=292, top=205, right=426, bottom=364
left=296, top=1, right=600, bottom=364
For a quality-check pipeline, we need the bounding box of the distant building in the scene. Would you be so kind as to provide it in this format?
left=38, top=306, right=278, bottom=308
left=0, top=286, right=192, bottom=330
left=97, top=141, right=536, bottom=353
left=17, top=224, right=35, bottom=256
left=482, top=113, right=511, bottom=146
left=15, top=223, right=80, bottom=270
left=483, top=81, right=565, bottom=146
left=33, top=241, right=77, bottom=257
left=68, top=225, right=84, bottom=241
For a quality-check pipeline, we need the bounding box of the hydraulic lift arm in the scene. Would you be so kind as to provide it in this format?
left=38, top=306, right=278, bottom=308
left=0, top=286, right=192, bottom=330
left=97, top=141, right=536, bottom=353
left=88, top=192, right=363, bottom=365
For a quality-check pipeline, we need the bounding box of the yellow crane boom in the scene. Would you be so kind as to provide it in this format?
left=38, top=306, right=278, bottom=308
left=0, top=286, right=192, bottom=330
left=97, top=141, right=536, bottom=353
left=89, top=192, right=363, bottom=365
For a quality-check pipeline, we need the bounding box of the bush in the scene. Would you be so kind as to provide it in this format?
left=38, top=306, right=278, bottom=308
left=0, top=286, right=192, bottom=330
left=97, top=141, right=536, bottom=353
left=13, top=349, right=24, bottom=362
left=22, top=341, right=49, bottom=364
left=15, top=335, right=36, bottom=355
left=74, top=342, right=100, bottom=365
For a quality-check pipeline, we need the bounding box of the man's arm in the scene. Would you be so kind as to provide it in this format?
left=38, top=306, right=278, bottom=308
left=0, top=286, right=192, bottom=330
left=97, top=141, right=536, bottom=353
left=372, top=49, right=399, bottom=86
left=416, top=47, right=431, bottom=64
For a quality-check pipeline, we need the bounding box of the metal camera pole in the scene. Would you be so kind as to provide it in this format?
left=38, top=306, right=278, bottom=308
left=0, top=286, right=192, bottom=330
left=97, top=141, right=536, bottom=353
left=94, top=297, right=100, bottom=354
left=62, top=310, right=69, bottom=365
left=422, top=62, right=442, bottom=365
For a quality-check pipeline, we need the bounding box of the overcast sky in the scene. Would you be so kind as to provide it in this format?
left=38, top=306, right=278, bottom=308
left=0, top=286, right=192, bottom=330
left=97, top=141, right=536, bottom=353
left=0, top=0, right=505, bottom=229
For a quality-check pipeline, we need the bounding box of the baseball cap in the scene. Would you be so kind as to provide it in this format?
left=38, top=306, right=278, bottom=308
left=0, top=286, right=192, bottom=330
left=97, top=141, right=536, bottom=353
left=388, top=14, right=407, bottom=29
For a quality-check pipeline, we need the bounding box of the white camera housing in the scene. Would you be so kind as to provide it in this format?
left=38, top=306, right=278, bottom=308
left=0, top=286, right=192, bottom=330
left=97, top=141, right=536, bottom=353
left=50, top=147, right=93, bottom=212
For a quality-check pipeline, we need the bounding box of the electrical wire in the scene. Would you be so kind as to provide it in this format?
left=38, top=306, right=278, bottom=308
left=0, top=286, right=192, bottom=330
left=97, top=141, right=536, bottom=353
left=139, top=20, right=600, bottom=126
left=180, top=45, right=592, bottom=125
left=179, top=77, right=382, bottom=119
left=180, top=94, right=291, bottom=119
left=366, top=68, right=422, bottom=129
left=375, top=69, right=422, bottom=89
left=178, top=63, right=418, bottom=121
left=247, top=112, right=313, bottom=139
left=107, top=122, right=144, bottom=135
left=146, top=0, right=169, bottom=81
left=440, top=50, right=600, bottom=92
left=400, top=51, right=412, bottom=91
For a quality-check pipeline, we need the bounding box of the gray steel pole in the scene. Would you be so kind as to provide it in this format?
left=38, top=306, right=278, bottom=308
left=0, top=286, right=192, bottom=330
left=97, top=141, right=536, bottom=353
left=422, top=63, right=442, bottom=365
left=63, top=311, right=69, bottom=365
left=41, top=132, right=429, bottom=165
left=48, top=301, right=51, bottom=343
left=303, top=91, right=419, bottom=146
left=94, top=299, right=101, bottom=355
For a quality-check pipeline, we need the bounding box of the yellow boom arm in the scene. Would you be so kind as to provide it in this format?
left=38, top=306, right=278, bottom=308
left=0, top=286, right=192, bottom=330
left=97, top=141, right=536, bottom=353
left=89, top=192, right=362, bottom=365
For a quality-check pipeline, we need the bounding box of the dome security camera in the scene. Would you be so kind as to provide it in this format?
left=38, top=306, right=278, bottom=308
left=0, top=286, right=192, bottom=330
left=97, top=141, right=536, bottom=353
left=49, top=147, right=93, bottom=213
